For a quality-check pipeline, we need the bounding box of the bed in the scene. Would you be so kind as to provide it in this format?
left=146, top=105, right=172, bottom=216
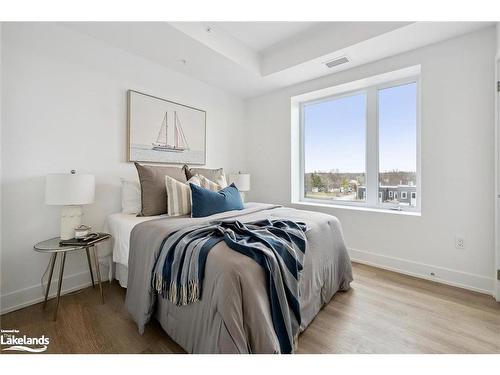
left=101, top=213, right=163, bottom=287
left=104, top=202, right=353, bottom=353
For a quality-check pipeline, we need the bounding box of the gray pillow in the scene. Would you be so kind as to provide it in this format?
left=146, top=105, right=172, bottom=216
left=184, top=165, right=225, bottom=183
left=135, top=162, right=187, bottom=216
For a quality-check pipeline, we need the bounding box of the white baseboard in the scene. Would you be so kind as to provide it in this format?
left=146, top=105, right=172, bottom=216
left=349, top=248, right=494, bottom=296
left=0, top=265, right=109, bottom=315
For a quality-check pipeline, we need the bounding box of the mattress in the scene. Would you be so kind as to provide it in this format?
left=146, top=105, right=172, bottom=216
left=101, top=212, right=165, bottom=287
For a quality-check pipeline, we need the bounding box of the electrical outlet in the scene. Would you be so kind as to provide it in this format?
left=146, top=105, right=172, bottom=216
left=455, top=236, right=465, bottom=249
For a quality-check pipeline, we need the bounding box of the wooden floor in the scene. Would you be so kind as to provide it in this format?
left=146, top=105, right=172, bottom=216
left=1, top=262, right=499, bottom=354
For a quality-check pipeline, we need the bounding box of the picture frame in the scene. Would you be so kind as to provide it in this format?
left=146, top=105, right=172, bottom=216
left=127, top=90, right=207, bottom=164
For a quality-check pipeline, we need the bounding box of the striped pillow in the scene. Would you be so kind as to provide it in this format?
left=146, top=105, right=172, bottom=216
left=196, top=174, right=221, bottom=191
left=165, top=175, right=200, bottom=216
left=217, top=174, right=228, bottom=188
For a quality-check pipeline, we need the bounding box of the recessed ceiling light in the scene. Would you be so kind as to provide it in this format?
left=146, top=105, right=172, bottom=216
left=179, top=59, right=187, bottom=65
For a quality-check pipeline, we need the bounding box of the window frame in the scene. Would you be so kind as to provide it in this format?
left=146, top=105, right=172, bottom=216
left=299, top=89, right=368, bottom=207
left=297, top=72, right=421, bottom=213
left=401, top=191, right=408, bottom=200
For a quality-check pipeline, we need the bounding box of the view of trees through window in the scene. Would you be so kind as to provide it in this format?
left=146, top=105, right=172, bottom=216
left=303, top=92, right=366, bottom=202
left=303, top=81, right=417, bottom=208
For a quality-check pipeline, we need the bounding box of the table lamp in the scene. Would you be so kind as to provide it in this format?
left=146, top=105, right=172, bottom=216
left=45, top=170, right=95, bottom=240
left=229, top=172, right=251, bottom=202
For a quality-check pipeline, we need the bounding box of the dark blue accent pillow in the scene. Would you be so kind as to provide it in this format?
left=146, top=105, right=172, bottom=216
left=190, top=183, right=244, bottom=218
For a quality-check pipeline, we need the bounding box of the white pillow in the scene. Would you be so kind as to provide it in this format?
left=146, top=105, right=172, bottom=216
left=121, top=179, right=141, bottom=214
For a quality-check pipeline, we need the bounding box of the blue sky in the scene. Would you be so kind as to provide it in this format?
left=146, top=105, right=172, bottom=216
left=304, top=82, right=417, bottom=173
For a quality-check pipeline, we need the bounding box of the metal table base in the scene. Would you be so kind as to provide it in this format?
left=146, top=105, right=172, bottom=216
left=42, top=245, right=104, bottom=321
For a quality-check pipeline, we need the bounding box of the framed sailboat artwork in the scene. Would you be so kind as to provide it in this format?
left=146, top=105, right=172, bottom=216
left=127, top=90, right=206, bottom=164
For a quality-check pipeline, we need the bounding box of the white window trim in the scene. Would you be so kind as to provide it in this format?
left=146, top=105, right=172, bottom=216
left=401, top=192, right=408, bottom=199
left=291, top=65, right=421, bottom=213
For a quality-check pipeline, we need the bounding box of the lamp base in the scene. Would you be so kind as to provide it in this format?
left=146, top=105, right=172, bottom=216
left=60, top=205, right=83, bottom=240
left=239, top=191, right=246, bottom=203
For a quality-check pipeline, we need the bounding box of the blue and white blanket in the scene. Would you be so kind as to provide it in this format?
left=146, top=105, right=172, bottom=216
left=152, top=218, right=307, bottom=354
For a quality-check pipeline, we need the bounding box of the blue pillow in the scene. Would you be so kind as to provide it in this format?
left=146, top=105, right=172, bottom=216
left=190, top=183, right=244, bottom=218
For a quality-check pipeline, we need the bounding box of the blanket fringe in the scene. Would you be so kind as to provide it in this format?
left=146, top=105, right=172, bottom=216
left=152, top=274, right=200, bottom=306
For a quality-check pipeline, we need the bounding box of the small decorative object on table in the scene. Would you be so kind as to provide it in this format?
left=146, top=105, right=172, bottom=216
left=34, top=233, right=111, bottom=321
left=74, top=224, right=92, bottom=239
left=229, top=172, right=251, bottom=202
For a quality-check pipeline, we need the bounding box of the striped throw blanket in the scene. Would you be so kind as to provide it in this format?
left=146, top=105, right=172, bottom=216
left=151, top=219, right=307, bottom=354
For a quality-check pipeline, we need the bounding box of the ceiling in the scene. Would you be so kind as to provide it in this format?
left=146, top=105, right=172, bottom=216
left=213, top=22, right=319, bottom=52
left=63, top=21, right=494, bottom=99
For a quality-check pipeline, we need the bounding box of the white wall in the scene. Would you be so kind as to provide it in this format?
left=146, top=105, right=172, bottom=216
left=245, top=27, right=497, bottom=294
left=0, top=23, right=246, bottom=313
left=495, top=23, right=500, bottom=301
left=0, top=23, right=3, bottom=300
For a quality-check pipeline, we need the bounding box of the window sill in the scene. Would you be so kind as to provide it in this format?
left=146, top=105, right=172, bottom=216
left=291, top=200, right=421, bottom=216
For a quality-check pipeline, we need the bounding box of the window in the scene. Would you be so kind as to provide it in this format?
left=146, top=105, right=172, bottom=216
left=295, top=67, right=420, bottom=212
left=303, top=92, right=366, bottom=202
left=378, top=82, right=417, bottom=208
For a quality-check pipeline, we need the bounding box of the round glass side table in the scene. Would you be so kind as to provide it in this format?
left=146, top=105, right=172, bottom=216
left=33, top=233, right=111, bottom=321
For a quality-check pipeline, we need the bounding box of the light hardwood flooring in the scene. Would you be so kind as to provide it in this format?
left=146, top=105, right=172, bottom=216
left=1, top=263, right=499, bottom=354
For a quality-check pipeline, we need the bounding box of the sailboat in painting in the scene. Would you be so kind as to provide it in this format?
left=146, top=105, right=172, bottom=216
left=152, top=111, right=190, bottom=152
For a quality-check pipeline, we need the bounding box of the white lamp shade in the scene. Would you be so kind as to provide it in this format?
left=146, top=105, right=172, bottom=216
left=45, top=173, right=95, bottom=205
left=229, top=173, right=251, bottom=192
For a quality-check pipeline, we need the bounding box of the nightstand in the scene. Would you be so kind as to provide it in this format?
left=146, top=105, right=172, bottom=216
left=33, top=233, right=111, bottom=321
